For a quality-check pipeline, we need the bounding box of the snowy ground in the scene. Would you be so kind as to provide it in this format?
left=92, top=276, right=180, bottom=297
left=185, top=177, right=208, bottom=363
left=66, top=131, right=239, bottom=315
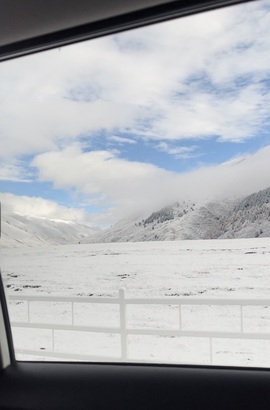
left=1, top=238, right=270, bottom=367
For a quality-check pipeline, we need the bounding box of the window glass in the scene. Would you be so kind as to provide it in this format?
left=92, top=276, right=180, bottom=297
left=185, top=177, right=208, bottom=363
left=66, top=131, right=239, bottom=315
left=1, top=0, right=270, bottom=367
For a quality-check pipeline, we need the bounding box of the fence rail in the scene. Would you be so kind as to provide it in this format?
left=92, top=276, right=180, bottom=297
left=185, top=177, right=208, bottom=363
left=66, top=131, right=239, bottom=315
left=8, top=291, right=270, bottom=364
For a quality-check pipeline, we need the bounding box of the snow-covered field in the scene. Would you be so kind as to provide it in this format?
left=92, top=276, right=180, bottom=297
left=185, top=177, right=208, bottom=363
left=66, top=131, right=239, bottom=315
left=1, top=237, right=270, bottom=367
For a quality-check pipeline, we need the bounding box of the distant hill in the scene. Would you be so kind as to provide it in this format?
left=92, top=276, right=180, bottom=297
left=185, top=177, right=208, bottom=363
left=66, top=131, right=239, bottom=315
left=85, top=187, right=270, bottom=243
left=2, top=187, right=270, bottom=247
left=1, top=213, right=95, bottom=247
left=84, top=198, right=234, bottom=243
left=213, top=187, right=270, bottom=239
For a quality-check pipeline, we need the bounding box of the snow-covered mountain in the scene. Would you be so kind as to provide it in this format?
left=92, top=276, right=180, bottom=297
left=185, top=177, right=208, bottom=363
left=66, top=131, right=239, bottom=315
left=2, top=187, right=270, bottom=247
left=1, top=213, right=95, bottom=247
left=86, top=187, right=270, bottom=243
left=214, top=187, right=270, bottom=239
left=85, top=198, right=234, bottom=243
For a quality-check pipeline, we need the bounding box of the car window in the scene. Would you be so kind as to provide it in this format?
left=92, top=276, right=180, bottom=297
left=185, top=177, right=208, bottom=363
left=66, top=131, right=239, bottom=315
left=1, top=0, right=270, bottom=367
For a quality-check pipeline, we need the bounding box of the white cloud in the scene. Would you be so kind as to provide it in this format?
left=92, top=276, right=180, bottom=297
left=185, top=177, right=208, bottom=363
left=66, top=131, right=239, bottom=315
left=0, top=160, right=32, bottom=182
left=31, top=145, right=178, bottom=218
left=156, top=142, right=199, bottom=158
left=1, top=143, right=269, bottom=226
left=0, top=0, right=270, bottom=161
left=108, top=136, right=137, bottom=144
left=0, top=192, right=94, bottom=225
left=179, top=146, right=270, bottom=200
left=31, top=144, right=270, bottom=223
left=149, top=83, right=270, bottom=142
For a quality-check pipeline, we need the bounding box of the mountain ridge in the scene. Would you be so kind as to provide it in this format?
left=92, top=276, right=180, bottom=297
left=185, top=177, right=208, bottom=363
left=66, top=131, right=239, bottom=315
left=85, top=187, right=270, bottom=243
left=1, top=212, right=95, bottom=247
left=2, top=187, right=270, bottom=247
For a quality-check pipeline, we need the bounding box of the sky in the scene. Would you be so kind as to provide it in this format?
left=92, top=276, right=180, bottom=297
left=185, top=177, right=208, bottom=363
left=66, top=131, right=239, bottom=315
left=1, top=0, right=270, bottom=227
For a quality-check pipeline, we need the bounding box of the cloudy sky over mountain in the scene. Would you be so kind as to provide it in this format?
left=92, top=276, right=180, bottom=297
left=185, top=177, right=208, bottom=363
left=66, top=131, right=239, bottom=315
left=1, top=0, right=270, bottom=226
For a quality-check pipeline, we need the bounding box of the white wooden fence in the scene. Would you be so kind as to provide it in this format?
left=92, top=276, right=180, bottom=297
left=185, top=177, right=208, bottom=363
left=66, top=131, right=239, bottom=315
left=8, top=291, right=270, bottom=364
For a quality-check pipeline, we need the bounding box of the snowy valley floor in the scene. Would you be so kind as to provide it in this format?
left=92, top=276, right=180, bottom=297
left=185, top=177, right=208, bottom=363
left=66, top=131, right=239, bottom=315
left=1, top=238, right=270, bottom=367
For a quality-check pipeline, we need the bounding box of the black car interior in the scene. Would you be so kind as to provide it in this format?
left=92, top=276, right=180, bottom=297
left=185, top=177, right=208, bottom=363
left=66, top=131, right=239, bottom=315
left=1, top=0, right=270, bottom=409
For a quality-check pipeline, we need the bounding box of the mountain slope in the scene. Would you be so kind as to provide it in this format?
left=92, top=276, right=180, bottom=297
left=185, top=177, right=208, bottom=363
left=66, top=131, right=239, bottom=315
left=1, top=213, right=95, bottom=247
left=215, top=187, right=270, bottom=239
left=86, top=199, right=234, bottom=243
left=3, top=187, right=270, bottom=247
left=86, top=187, right=270, bottom=243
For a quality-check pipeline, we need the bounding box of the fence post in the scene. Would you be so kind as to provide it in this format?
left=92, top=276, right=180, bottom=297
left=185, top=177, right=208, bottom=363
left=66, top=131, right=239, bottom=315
left=240, top=305, right=244, bottom=332
left=52, top=329, right=55, bottom=351
left=119, top=289, right=127, bottom=361
left=27, top=301, right=30, bottom=323
left=179, top=305, right=182, bottom=330
left=71, top=302, right=75, bottom=325
left=209, top=338, right=213, bottom=364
